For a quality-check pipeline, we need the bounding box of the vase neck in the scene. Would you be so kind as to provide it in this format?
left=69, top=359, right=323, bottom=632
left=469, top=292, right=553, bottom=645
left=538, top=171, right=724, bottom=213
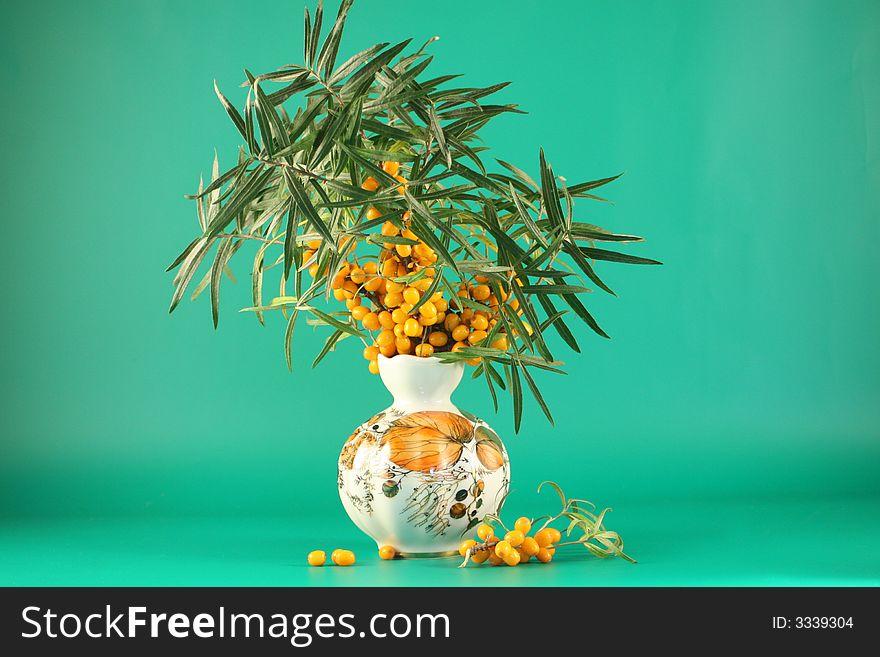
left=377, top=355, right=464, bottom=409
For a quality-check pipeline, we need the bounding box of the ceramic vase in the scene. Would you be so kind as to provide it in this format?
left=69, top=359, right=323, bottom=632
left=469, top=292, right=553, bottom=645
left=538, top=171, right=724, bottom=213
left=338, top=354, right=510, bottom=557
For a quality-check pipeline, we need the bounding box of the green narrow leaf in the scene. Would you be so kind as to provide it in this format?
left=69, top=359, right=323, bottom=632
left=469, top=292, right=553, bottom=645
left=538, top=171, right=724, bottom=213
left=283, top=200, right=297, bottom=277
left=303, top=7, right=311, bottom=64
left=169, top=238, right=214, bottom=313
left=204, top=166, right=273, bottom=239
left=213, top=81, right=248, bottom=141
left=580, top=246, right=662, bottom=266
left=539, top=148, right=566, bottom=230
left=304, top=307, right=365, bottom=338
left=284, top=309, right=299, bottom=371
left=316, top=0, right=353, bottom=79
left=427, top=103, right=451, bottom=167
left=519, top=284, right=591, bottom=295
left=566, top=173, right=622, bottom=196
left=497, top=158, right=538, bottom=190
left=518, top=361, right=554, bottom=425
left=536, top=294, right=580, bottom=353
left=563, top=242, right=616, bottom=295
left=329, top=42, right=389, bottom=85
left=243, top=88, right=257, bottom=153
left=283, top=169, right=337, bottom=251
left=408, top=269, right=443, bottom=316
left=509, top=363, right=523, bottom=433
left=509, top=182, right=548, bottom=248
left=537, top=480, right=567, bottom=509
left=313, top=329, right=344, bottom=368
left=210, top=237, right=235, bottom=328
left=561, top=291, right=609, bottom=339
left=252, top=240, right=272, bottom=326
left=482, top=360, right=499, bottom=411
left=308, top=0, right=323, bottom=67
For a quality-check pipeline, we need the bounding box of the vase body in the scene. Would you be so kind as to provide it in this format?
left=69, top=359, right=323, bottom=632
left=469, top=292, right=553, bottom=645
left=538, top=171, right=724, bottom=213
left=338, top=355, right=510, bottom=556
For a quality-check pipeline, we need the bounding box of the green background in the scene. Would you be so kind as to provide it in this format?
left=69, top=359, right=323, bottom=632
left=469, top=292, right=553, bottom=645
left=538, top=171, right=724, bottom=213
left=1, top=0, right=878, bottom=586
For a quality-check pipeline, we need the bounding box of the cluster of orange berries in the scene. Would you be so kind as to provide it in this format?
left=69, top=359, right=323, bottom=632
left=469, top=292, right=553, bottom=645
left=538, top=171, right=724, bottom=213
left=459, top=518, right=561, bottom=567
left=307, top=548, right=356, bottom=567
left=303, top=160, right=521, bottom=375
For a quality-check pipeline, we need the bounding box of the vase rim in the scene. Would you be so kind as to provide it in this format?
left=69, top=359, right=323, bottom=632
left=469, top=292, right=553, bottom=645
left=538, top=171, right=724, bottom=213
left=377, top=354, right=457, bottom=366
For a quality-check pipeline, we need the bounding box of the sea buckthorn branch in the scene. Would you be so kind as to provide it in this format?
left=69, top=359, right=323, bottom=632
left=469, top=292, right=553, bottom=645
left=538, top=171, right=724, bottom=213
left=458, top=481, right=635, bottom=568
left=168, top=0, right=661, bottom=431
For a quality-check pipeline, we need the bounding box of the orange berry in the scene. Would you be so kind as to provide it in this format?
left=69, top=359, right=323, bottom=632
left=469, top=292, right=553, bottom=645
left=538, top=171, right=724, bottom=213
left=470, top=314, right=489, bottom=331
left=488, top=552, right=504, bottom=566
left=521, top=537, right=540, bottom=557
left=381, top=259, right=398, bottom=277
left=308, top=264, right=319, bottom=277
left=378, top=545, right=396, bottom=560
left=361, top=177, right=379, bottom=192
left=428, top=331, right=448, bottom=347
left=418, top=301, right=437, bottom=318
left=382, top=161, right=401, bottom=177
left=350, top=268, right=366, bottom=284
left=363, top=345, right=379, bottom=361
left=514, top=517, right=532, bottom=535
left=472, top=284, right=491, bottom=301
left=415, top=343, right=434, bottom=358
left=494, top=540, right=512, bottom=557
left=403, top=287, right=421, bottom=305
left=379, top=343, right=396, bottom=357
left=307, top=550, right=326, bottom=566
left=459, top=539, right=477, bottom=557
left=345, top=296, right=360, bottom=310
left=351, top=305, right=369, bottom=321
left=535, top=527, right=560, bottom=548
left=451, top=324, right=470, bottom=342
left=385, top=280, right=405, bottom=294
left=376, top=329, right=395, bottom=346
left=445, top=314, right=461, bottom=331
left=331, top=549, right=356, bottom=566
left=477, top=524, right=494, bottom=541
left=362, top=312, right=381, bottom=331
left=465, top=357, right=481, bottom=367
left=404, top=318, right=422, bottom=337
left=399, top=302, right=414, bottom=315
left=307, top=239, right=322, bottom=250
left=471, top=550, right=490, bottom=565
left=395, top=336, right=412, bottom=353
left=393, top=323, right=407, bottom=338
left=468, top=330, right=488, bottom=345
left=381, top=220, right=399, bottom=237
left=391, top=308, right=409, bottom=325
left=394, top=174, right=406, bottom=195
left=363, top=261, right=378, bottom=275
left=452, top=340, right=468, bottom=353
left=366, top=206, right=382, bottom=221
left=368, top=360, right=380, bottom=375
left=333, top=288, right=347, bottom=301
left=395, top=244, right=412, bottom=258
left=517, top=548, right=532, bottom=563
left=378, top=310, right=395, bottom=329
left=503, top=549, right=521, bottom=567
left=363, top=276, right=383, bottom=292
left=536, top=548, right=554, bottom=563
left=504, top=530, right=525, bottom=547
left=383, top=291, right=403, bottom=308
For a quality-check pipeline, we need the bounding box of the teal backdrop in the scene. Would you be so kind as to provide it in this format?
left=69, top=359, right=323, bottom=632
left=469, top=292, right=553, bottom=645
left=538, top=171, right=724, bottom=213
left=1, top=0, right=878, bottom=585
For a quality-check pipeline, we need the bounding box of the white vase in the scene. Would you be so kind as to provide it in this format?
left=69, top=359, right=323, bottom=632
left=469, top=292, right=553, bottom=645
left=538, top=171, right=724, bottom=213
left=338, top=354, right=510, bottom=557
